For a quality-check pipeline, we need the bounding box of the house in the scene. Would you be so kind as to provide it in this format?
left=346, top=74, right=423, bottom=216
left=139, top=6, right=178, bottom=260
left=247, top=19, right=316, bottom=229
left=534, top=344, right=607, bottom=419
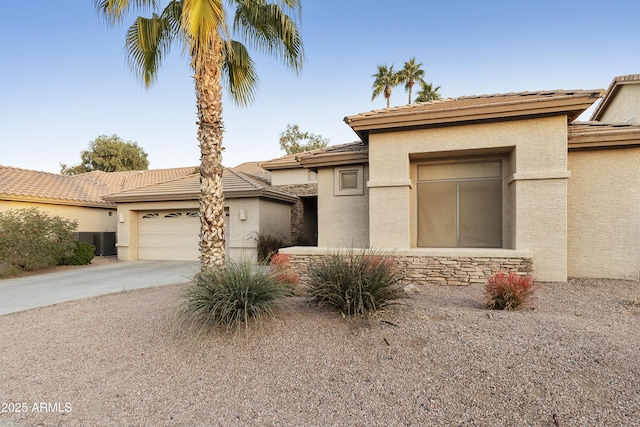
left=0, top=165, right=296, bottom=263
left=265, top=75, right=640, bottom=284
left=102, top=168, right=297, bottom=262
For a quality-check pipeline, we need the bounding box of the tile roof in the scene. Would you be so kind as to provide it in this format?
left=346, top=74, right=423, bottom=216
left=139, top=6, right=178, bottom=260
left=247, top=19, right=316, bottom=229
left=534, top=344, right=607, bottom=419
left=568, top=121, right=640, bottom=149
left=345, top=89, right=604, bottom=142
left=590, top=74, right=640, bottom=121
left=0, top=166, right=198, bottom=207
left=260, top=142, right=366, bottom=170
left=103, top=168, right=298, bottom=204
left=232, top=161, right=272, bottom=183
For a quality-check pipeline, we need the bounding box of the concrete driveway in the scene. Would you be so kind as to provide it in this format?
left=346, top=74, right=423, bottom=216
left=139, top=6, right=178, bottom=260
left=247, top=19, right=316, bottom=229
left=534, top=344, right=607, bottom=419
left=0, top=260, right=199, bottom=316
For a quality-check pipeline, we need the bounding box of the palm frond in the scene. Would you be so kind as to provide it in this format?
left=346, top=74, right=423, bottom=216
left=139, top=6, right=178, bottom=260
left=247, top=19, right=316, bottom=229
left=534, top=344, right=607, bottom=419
left=222, top=40, right=259, bottom=106
left=94, top=0, right=158, bottom=24
left=125, top=11, right=176, bottom=87
left=232, top=0, right=304, bottom=73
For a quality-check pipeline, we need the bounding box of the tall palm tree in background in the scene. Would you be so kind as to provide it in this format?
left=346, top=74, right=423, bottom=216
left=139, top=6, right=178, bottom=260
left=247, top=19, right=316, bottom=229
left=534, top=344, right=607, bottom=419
left=398, top=57, right=425, bottom=104
left=415, top=81, right=442, bottom=103
left=95, top=0, right=304, bottom=270
left=371, top=64, right=398, bottom=109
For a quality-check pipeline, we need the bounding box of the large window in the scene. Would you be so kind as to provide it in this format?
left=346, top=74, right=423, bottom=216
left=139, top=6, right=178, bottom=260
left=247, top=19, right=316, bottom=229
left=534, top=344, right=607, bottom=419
left=417, top=161, right=502, bottom=248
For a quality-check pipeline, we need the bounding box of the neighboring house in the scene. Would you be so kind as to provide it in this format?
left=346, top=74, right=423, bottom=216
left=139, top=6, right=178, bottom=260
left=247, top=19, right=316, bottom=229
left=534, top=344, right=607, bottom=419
left=103, top=168, right=297, bottom=262
left=266, top=75, right=640, bottom=284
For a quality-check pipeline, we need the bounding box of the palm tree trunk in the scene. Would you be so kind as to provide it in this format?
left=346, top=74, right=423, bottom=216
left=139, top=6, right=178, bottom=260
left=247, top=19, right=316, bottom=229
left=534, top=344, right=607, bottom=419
left=193, top=39, right=226, bottom=270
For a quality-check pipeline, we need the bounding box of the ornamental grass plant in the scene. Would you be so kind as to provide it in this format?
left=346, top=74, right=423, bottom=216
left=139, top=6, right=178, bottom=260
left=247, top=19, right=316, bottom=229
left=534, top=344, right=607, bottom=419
left=484, top=272, right=538, bottom=311
left=178, top=260, right=289, bottom=333
left=306, top=250, right=407, bottom=317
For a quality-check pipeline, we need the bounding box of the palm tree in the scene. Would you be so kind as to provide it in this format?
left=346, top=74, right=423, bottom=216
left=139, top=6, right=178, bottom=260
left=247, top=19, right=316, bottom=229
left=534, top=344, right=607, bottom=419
left=371, top=64, right=399, bottom=109
left=415, top=81, right=442, bottom=103
left=95, top=0, right=304, bottom=270
left=398, top=57, right=425, bottom=104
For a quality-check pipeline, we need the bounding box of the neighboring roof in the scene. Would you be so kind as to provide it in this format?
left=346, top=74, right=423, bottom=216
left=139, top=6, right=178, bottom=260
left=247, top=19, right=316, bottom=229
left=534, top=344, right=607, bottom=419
left=260, top=142, right=368, bottom=170
left=345, top=90, right=604, bottom=142
left=297, top=142, right=369, bottom=168
left=0, top=166, right=198, bottom=208
left=73, top=167, right=198, bottom=193
left=0, top=165, right=112, bottom=207
left=103, top=168, right=298, bottom=204
left=232, top=161, right=272, bottom=183
left=590, top=74, right=640, bottom=121
left=568, top=121, right=640, bottom=150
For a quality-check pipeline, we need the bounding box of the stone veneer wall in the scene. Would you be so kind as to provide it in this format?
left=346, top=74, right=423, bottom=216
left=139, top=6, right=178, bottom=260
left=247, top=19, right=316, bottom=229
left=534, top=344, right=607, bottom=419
left=282, top=251, right=533, bottom=286
left=273, top=183, right=317, bottom=244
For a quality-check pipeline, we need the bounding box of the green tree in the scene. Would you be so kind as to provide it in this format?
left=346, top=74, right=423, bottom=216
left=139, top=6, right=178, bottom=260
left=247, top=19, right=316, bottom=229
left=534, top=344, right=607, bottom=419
left=95, top=0, right=304, bottom=270
left=415, top=81, right=442, bottom=103
left=60, top=134, right=149, bottom=175
left=279, top=124, right=328, bottom=155
left=371, top=64, right=399, bottom=109
left=398, top=57, right=425, bottom=104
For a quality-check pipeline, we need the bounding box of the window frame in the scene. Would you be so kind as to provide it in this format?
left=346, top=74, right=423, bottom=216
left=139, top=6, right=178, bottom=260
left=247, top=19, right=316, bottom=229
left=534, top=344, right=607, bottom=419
left=334, top=165, right=364, bottom=196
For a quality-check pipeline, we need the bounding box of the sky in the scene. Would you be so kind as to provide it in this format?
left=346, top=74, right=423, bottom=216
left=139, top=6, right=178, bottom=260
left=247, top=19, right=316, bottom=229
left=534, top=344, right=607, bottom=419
left=1, top=1, right=640, bottom=174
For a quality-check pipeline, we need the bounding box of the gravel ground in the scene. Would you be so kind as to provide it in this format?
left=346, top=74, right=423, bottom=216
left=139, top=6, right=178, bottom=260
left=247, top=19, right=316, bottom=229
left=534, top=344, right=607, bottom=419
left=1, top=278, right=639, bottom=427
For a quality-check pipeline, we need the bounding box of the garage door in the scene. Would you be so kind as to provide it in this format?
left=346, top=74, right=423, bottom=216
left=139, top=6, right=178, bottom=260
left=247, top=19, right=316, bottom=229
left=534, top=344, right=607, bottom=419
left=138, top=210, right=200, bottom=261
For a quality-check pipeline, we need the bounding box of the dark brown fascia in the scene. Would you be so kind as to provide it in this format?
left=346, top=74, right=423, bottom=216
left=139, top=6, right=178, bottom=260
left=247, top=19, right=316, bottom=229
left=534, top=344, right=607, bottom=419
left=345, top=91, right=604, bottom=142
left=568, top=127, right=640, bottom=150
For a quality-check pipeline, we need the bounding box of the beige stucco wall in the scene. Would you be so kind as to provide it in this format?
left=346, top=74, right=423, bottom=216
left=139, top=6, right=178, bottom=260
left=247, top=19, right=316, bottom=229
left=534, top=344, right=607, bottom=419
left=317, top=165, right=369, bottom=248
left=271, top=168, right=317, bottom=186
left=113, top=198, right=291, bottom=264
left=368, top=116, right=569, bottom=282
left=0, top=201, right=116, bottom=232
left=567, top=148, right=640, bottom=279
left=599, top=85, right=640, bottom=123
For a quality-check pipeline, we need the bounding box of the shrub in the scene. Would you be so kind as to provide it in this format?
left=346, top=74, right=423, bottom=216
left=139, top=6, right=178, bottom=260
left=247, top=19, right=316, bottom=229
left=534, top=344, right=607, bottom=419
left=0, top=208, right=77, bottom=271
left=484, top=272, right=537, bottom=311
left=257, top=234, right=285, bottom=264
left=178, top=260, right=289, bottom=332
left=59, top=241, right=96, bottom=266
left=306, top=250, right=407, bottom=317
left=269, top=253, right=299, bottom=294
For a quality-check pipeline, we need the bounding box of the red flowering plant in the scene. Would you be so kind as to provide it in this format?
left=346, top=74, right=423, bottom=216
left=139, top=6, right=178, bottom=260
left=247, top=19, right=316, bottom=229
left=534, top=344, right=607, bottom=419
left=269, top=253, right=300, bottom=294
left=484, top=272, right=538, bottom=311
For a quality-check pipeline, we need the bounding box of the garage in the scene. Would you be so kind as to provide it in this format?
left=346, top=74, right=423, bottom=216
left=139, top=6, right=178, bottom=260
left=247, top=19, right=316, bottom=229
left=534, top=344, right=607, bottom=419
left=138, top=210, right=200, bottom=261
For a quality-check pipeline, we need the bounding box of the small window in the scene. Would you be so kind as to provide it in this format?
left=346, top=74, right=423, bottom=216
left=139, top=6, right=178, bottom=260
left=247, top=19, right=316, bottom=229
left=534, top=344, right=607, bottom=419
left=164, top=212, right=182, bottom=218
left=141, top=213, right=159, bottom=219
left=186, top=211, right=199, bottom=218
left=334, top=165, right=364, bottom=196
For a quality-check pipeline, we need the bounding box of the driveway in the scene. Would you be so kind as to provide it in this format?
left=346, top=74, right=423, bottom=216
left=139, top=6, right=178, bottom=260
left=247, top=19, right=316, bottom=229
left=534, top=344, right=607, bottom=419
left=0, top=260, right=199, bottom=316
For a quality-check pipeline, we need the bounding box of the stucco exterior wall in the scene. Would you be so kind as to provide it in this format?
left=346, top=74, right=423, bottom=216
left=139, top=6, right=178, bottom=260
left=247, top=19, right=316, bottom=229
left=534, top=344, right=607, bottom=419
left=317, top=165, right=369, bottom=248
left=271, top=168, right=317, bottom=186
left=368, top=116, right=569, bottom=282
left=599, top=85, right=640, bottom=123
left=0, top=201, right=116, bottom=232
left=257, top=199, right=292, bottom=242
left=568, top=148, right=640, bottom=279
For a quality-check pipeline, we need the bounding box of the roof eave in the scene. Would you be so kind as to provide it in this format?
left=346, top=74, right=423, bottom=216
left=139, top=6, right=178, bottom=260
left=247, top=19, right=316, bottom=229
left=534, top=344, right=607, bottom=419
left=346, top=92, right=603, bottom=142
left=297, top=151, right=369, bottom=168
left=568, top=128, right=640, bottom=150
left=0, top=194, right=115, bottom=208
